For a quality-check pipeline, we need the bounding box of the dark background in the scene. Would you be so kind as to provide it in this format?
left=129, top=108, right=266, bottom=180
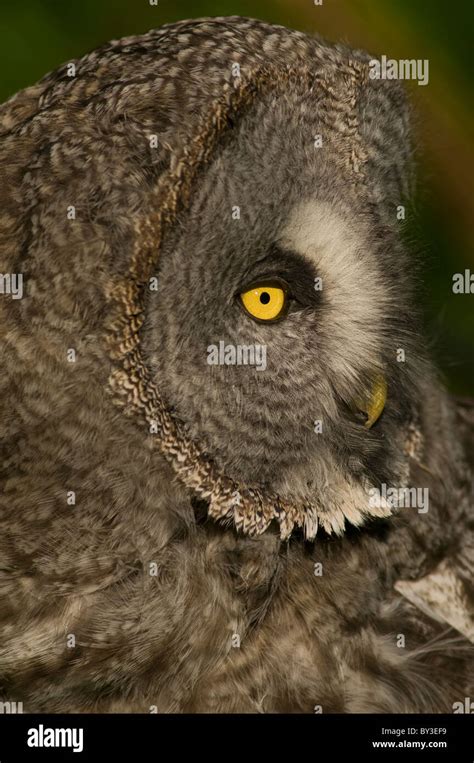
left=1, top=0, right=472, bottom=393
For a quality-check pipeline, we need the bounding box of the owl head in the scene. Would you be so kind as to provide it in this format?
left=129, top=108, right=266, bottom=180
left=1, top=17, right=427, bottom=540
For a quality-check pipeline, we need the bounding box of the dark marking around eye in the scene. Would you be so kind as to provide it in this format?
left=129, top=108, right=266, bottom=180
left=240, top=244, right=321, bottom=311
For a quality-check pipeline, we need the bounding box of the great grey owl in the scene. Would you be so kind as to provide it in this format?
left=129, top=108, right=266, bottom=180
left=0, top=16, right=473, bottom=714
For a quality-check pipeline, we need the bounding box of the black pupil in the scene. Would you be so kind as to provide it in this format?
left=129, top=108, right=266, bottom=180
left=260, top=291, right=271, bottom=305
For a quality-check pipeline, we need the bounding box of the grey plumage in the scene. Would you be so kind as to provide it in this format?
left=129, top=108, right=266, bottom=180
left=0, top=16, right=472, bottom=713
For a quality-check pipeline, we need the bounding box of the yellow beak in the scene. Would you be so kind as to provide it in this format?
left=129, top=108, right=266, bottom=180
left=354, top=374, right=387, bottom=428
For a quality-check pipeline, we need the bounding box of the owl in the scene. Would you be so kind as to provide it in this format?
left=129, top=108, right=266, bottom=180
left=0, top=16, right=472, bottom=714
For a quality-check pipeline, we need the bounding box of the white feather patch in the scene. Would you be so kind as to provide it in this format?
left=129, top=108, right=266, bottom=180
left=395, top=560, right=474, bottom=643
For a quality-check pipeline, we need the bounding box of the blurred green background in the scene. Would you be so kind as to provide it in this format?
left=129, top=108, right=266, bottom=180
left=1, top=0, right=472, bottom=394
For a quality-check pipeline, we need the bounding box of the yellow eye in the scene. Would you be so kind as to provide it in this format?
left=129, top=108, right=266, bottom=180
left=240, top=284, right=287, bottom=322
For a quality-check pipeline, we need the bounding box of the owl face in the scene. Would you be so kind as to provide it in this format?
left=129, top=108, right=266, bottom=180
left=143, top=86, right=420, bottom=516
